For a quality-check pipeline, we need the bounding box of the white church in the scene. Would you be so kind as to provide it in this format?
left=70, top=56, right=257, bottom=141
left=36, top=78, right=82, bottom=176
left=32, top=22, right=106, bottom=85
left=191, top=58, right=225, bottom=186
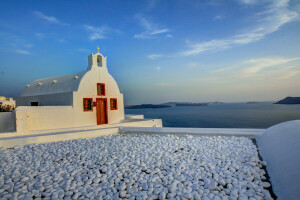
left=0, top=47, right=161, bottom=134
left=17, top=47, right=124, bottom=128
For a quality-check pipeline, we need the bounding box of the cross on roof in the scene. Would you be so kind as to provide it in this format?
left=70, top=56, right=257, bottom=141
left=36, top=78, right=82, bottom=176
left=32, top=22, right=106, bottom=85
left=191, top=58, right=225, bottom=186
left=97, top=46, right=100, bottom=53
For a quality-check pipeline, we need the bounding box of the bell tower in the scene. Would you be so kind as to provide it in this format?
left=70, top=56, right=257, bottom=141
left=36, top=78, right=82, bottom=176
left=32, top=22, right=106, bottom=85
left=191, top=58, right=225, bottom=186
left=87, top=46, right=107, bottom=71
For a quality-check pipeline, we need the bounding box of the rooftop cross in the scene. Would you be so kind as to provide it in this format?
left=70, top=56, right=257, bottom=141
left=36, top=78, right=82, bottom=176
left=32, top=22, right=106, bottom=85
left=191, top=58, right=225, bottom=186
left=97, top=46, right=100, bottom=53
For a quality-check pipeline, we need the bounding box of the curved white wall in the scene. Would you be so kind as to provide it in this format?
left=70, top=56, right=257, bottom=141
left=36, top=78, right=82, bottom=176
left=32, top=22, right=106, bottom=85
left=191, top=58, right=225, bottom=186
left=257, top=120, right=300, bottom=200
left=74, top=59, right=124, bottom=124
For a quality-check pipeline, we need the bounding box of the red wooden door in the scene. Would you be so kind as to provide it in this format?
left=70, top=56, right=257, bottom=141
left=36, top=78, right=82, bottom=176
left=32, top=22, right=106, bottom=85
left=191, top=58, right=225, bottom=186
left=96, top=99, right=107, bottom=125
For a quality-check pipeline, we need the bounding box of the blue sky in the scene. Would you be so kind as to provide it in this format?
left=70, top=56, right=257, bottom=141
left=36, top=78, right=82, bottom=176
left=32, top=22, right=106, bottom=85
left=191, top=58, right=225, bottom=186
left=0, top=0, right=300, bottom=104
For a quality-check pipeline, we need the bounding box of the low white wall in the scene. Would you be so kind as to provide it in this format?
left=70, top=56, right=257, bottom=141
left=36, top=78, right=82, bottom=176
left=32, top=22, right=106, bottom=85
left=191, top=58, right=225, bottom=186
left=120, top=127, right=264, bottom=138
left=16, top=106, right=81, bottom=132
left=0, top=119, right=162, bottom=148
left=0, top=127, right=119, bottom=148
left=28, top=106, right=99, bottom=131
left=120, top=119, right=162, bottom=128
left=15, top=106, right=126, bottom=133
left=257, top=120, right=300, bottom=200
left=125, top=114, right=144, bottom=119
left=0, top=112, right=16, bottom=132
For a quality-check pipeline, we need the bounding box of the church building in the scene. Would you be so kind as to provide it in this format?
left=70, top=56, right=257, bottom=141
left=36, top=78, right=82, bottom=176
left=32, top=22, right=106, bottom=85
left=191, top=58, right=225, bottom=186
left=16, top=47, right=124, bottom=129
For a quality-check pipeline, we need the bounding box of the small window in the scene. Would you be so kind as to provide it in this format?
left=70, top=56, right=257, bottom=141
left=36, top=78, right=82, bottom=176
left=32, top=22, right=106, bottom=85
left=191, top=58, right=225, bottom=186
left=110, top=98, right=117, bottom=110
left=83, top=98, right=93, bottom=111
left=31, top=102, right=39, bottom=106
left=97, top=83, right=105, bottom=96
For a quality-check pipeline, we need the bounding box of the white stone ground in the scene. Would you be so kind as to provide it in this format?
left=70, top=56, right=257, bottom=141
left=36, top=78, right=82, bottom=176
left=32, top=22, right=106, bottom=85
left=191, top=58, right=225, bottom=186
left=0, top=135, right=273, bottom=200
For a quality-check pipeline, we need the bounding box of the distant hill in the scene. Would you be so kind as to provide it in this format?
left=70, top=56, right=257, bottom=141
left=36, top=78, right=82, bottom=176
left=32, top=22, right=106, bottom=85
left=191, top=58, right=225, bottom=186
left=126, top=104, right=171, bottom=109
left=247, top=101, right=259, bottom=104
left=163, top=102, right=208, bottom=107
left=125, top=101, right=225, bottom=109
left=275, top=97, right=300, bottom=104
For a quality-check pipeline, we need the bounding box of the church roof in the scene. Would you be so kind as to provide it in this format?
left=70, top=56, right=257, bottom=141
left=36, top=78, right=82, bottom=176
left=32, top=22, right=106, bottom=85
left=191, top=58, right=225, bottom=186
left=21, top=71, right=87, bottom=97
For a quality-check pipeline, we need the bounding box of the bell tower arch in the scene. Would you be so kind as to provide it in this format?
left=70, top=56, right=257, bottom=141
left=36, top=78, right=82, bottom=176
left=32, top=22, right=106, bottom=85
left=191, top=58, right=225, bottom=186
left=87, top=46, right=107, bottom=71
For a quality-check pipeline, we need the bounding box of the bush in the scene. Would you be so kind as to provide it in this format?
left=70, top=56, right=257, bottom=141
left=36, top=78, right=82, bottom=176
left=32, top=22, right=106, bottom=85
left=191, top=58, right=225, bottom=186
left=0, top=104, right=14, bottom=112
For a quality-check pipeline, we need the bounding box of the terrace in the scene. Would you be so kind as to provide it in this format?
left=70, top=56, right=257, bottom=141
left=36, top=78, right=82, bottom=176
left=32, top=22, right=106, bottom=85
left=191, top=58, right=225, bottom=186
left=0, top=119, right=299, bottom=199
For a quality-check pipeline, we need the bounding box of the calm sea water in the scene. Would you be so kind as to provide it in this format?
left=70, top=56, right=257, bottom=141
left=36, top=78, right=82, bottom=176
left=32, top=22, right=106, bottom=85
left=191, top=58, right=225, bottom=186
left=125, top=102, right=300, bottom=128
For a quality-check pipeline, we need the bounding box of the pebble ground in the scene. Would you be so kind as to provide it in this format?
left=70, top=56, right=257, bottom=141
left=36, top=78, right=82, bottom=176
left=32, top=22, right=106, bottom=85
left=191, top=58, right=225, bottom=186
left=0, top=135, right=273, bottom=200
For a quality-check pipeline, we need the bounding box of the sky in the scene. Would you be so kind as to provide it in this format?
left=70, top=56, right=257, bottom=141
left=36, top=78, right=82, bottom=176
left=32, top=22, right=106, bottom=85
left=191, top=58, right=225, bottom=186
left=0, top=0, right=300, bottom=105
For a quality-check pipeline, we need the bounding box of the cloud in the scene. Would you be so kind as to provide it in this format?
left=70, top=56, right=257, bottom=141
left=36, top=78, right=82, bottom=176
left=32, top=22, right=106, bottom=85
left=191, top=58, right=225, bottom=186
left=84, top=25, right=106, bottom=40
left=155, top=82, right=175, bottom=86
left=278, top=70, right=300, bottom=79
left=212, top=57, right=300, bottom=81
left=14, top=49, right=32, bottom=55
left=187, top=62, right=206, bottom=68
left=24, top=44, right=33, bottom=48
left=213, top=15, right=224, bottom=20
left=33, top=11, right=69, bottom=25
left=148, top=54, right=162, bottom=59
left=145, top=0, right=161, bottom=11
left=134, top=15, right=170, bottom=39
left=58, top=39, right=66, bottom=43
left=181, top=1, right=298, bottom=56
left=236, top=0, right=257, bottom=4
left=77, top=48, right=90, bottom=52
left=35, top=33, right=45, bottom=40
left=213, top=68, right=226, bottom=73
left=84, top=25, right=119, bottom=40
left=156, top=66, right=161, bottom=71
left=241, top=57, right=300, bottom=76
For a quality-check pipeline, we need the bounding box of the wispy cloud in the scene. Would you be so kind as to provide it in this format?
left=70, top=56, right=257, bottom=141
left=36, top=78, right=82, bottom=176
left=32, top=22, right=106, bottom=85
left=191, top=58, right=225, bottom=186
left=148, top=54, right=162, bottom=59
left=14, top=49, right=32, bottom=55
left=213, top=68, right=227, bottom=73
left=84, top=25, right=106, bottom=40
left=4, top=38, right=34, bottom=55
left=236, top=0, right=257, bottom=4
left=155, top=82, right=175, bottom=86
left=278, top=70, right=300, bottom=79
left=145, top=0, right=161, bottom=11
left=213, top=15, right=224, bottom=20
left=156, top=66, right=161, bottom=71
left=77, top=48, right=90, bottom=52
left=33, top=11, right=69, bottom=25
left=241, top=57, right=300, bottom=76
left=24, top=43, right=33, bottom=48
left=134, top=15, right=170, bottom=39
left=58, top=39, right=66, bottom=43
left=84, top=25, right=119, bottom=40
left=212, top=57, right=300, bottom=80
left=187, top=62, right=205, bottom=68
left=181, top=1, right=298, bottom=56
left=35, top=33, right=45, bottom=40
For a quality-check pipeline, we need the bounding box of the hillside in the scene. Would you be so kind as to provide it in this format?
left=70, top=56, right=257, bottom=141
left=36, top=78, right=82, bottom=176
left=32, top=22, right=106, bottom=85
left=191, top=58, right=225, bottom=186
left=275, top=97, right=300, bottom=104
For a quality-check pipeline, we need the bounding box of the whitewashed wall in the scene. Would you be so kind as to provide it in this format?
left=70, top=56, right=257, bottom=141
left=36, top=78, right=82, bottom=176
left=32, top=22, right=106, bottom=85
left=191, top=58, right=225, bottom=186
left=73, top=60, right=125, bottom=124
left=0, top=112, right=16, bottom=132
left=15, top=102, right=127, bottom=133
left=16, top=106, right=102, bottom=132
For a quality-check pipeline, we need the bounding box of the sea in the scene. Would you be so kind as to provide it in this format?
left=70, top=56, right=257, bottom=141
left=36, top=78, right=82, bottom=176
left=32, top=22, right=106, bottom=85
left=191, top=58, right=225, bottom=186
left=125, top=102, right=300, bottom=128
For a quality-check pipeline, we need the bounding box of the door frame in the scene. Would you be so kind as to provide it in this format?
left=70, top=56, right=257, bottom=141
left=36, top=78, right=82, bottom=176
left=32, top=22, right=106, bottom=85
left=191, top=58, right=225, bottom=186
left=96, top=98, right=108, bottom=125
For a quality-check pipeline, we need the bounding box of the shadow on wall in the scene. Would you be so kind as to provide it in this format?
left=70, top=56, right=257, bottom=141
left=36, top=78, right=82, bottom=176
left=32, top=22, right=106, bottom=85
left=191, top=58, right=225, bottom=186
left=0, top=112, right=16, bottom=132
